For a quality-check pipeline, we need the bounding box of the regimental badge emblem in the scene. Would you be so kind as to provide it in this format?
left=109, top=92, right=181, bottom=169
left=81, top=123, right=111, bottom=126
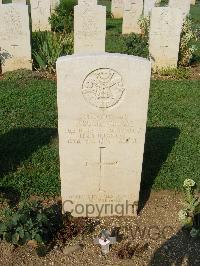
left=82, top=68, right=125, bottom=108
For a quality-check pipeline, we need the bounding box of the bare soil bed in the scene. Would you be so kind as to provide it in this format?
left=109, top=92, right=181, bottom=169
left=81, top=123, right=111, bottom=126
left=0, top=190, right=199, bottom=266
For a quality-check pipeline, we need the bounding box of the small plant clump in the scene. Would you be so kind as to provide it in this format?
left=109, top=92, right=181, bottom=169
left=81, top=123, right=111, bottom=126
left=178, top=179, right=200, bottom=238
left=159, top=0, right=169, bottom=7
left=154, top=67, right=191, bottom=80
left=123, top=34, right=149, bottom=58
left=49, top=0, right=77, bottom=33
left=32, top=31, right=73, bottom=72
left=138, top=15, right=150, bottom=39
left=0, top=201, right=63, bottom=246
left=31, top=0, right=75, bottom=73
left=179, top=17, right=197, bottom=66
left=106, top=10, right=113, bottom=19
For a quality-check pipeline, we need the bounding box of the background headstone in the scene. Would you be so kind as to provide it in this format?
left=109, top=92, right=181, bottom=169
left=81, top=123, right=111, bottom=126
left=78, top=0, right=97, bottom=4
left=169, top=0, right=191, bottom=18
left=30, top=0, right=51, bottom=31
left=191, top=0, right=196, bottom=4
left=12, top=0, right=26, bottom=4
left=57, top=53, right=151, bottom=217
left=74, top=2, right=106, bottom=54
left=143, top=0, right=157, bottom=16
left=111, top=0, right=124, bottom=18
left=122, top=0, right=143, bottom=34
left=50, top=0, right=60, bottom=13
left=149, top=7, right=183, bottom=69
left=0, top=4, right=32, bottom=73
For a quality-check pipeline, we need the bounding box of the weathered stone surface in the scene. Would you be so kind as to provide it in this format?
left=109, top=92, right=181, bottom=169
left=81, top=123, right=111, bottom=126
left=169, top=0, right=191, bottom=18
left=122, top=0, right=143, bottom=34
left=74, top=3, right=106, bottom=54
left=144, top=0, right=157, bottom=16
left=0, top=4, right=32, bottom=73
left=111, top=0, right=124, bottom=18
left=56, top=53, right=151, bottom=217
left=149, top=7, right=183, bottom=69
left=30, top=0, right=51, bottom=31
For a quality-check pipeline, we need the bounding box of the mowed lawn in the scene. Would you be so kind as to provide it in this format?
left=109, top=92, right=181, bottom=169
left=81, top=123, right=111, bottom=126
left=0, top=76, right=199, bottom=201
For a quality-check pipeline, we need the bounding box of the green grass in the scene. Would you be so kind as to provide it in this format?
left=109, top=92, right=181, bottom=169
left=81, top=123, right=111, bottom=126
left=143, top=80, right=200, bottom=190
left=106, top=19, right=125, bottom=53
left=0, top=76, right=60, bottom=200
left=0, top=75, right=199, bottom=202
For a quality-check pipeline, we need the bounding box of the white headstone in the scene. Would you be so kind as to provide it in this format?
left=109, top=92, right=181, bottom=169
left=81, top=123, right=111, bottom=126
left=149, top=7, right=184, bottom=69
left=111, top=0, right=124, bottom=18
left=0, top=4, right=32, bottom=73
left=74, top=3, right=106, bottom=54
left=169, top=0, right=191, bottom=18
left=57, top=53, right=151, bottom=217
left=12, top=0, right=26, bottom=4
left=50, top=0, right=60, bottom=13
left=122, top=0, right=143, bottom=34
left=191, top=0, right=196, bottom=5
left=30, top=0, right=51, bottom=31
left=144, top=0, right=157, bottom=16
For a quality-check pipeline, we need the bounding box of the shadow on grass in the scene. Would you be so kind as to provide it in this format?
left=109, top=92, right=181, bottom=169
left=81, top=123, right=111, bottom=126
left=150, top=229, right=200, bottom=265
left=139, top=127, right=180, bottom=213
left=0, top=186, right=20, bottom=208
left=0, top=127, right=57, bottom=204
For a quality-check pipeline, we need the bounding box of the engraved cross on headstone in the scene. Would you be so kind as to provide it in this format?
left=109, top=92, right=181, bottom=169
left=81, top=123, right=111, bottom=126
left=85, top=147, right=118, bottom=192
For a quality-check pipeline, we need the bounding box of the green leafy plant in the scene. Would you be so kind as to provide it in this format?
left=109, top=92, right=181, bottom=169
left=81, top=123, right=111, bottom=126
left=49, top=0, right=77, bottom=33
left=123, top=34, right=149, bottom=58
left=106, top=10, right=113, bottom=19
left=138, top=15, right=150, bottom=39
left=178, top=179, right=200, bottom=237
left=0, top=201, right=62, bottom=246
left=159, top=0, right=169, bottom=6
left=179, top=17, right=197, bottom=66
left=32, top=31, right=73, bottom=72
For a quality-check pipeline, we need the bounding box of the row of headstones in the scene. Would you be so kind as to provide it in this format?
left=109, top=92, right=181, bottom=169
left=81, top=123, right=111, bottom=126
left=0, top=0, right=60, bottom=73
left=112, top=0, right=196, bottom=69
left=74, top=0, right=194, bottom=69
left=112, top=0, right=196, bottom=21
left=0, top=0, right=196, bottom=73
left=0, top=0, right=59, bottom=31
left=121, top=0, right=192, bottom=34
